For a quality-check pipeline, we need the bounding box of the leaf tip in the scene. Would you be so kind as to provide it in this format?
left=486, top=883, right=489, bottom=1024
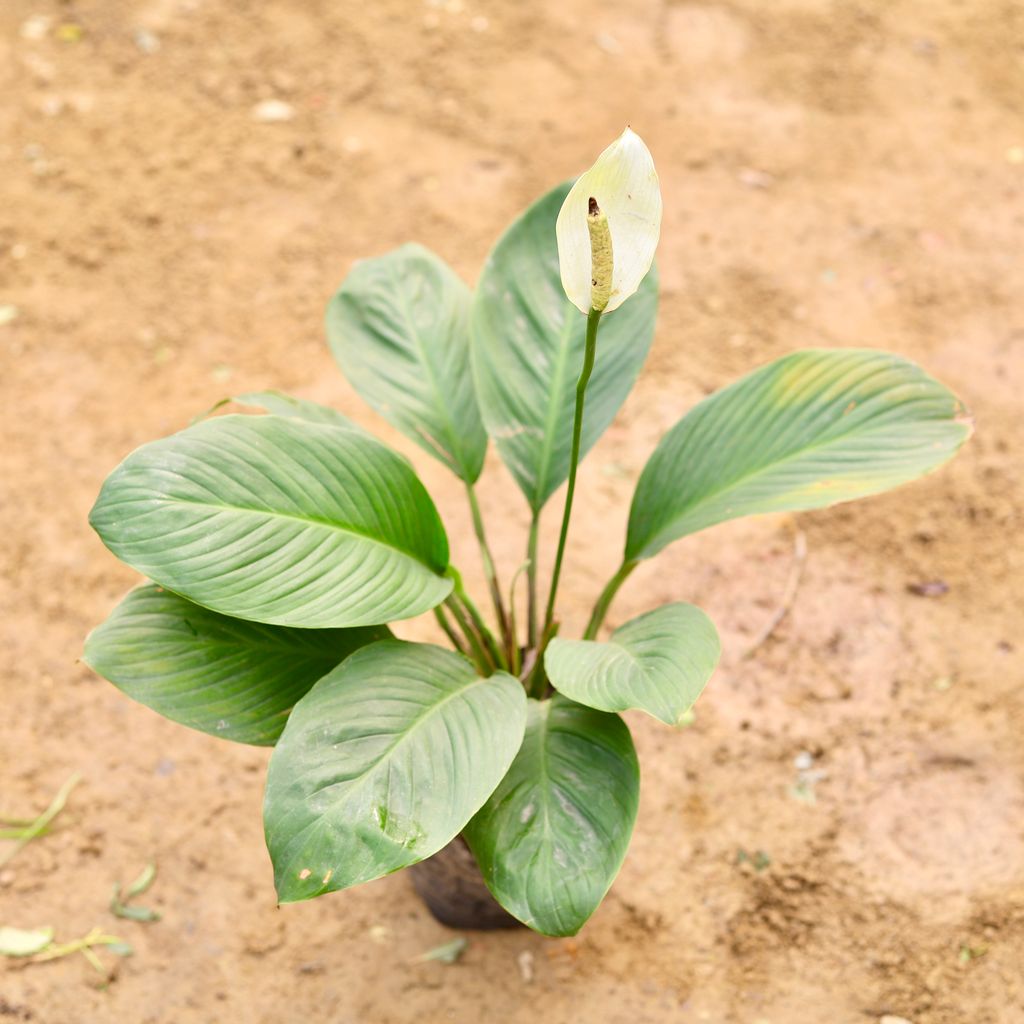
left=953, top=405, right=975, bottom=436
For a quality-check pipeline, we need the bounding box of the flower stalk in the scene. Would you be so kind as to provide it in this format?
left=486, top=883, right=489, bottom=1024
left=542, top=302, right=603, bottom=636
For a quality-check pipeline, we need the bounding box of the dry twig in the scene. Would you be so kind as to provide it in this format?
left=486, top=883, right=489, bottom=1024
left=743, top=523, right=808, bottom=659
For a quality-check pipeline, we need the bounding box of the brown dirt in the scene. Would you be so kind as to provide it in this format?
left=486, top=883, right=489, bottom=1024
left=2, top=1, right=1023, bottom=1021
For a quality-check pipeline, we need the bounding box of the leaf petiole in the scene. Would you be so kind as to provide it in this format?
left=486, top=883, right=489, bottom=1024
left=525, top=619, right=559, bottom=699
left=464, top=482, right=513, bottom=662
left=448, top=568, right=507, bottom=671
left=583, top=560, right=638, bottom=640
left=444, top=596, right=493, bottom=672
left=506, top=561, right=530, bottom=677
left=525, top=513, right=540, bottom=649
left=434, top=605, right=471, bottom=658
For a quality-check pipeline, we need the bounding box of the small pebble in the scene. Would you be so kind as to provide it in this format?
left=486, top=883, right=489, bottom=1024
left=0, top=305, right=19, bottom=326
left=134, top=29, right=161, bottom=54
left=39, top=95, right=64, bottom=117
left=251, top=99, right=295, bottom=123
left=794, top=750, right=814, bottom=771
left=738, top=167, right=775, bottom=189
left=880, top=1016, right=913, bottom=1024
left=517, top=949, right=534, bottom=983
left=20, top=14, right=53, bottom=40
left=1007, top=145, right=1024, bottom=165
left=907, top=579, right=949, bottom=598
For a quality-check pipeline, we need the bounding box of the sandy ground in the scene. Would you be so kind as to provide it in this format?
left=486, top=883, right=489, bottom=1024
left=2, top=1, right=1023, bottom=1021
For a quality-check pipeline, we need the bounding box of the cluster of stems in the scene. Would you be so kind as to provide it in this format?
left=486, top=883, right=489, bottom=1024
left=442, top=303, right=634, bottom=696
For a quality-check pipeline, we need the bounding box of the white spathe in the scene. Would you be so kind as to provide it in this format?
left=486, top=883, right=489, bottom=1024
left=556, top=128, right=662, bottom=314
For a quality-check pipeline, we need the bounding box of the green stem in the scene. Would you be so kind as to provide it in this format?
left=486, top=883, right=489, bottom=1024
left=584, top=560, right=638, bottom=639
left=0, top=773, right=80, bottom=870
left=543, top=307, right=601, bottom=633
left=434, top=605, right=469, bottom=658
left=450, top=570, right=507, bottom=671
left=32, top=926, right=126, bottom=970
left=525, top=619, right=559, bottom=700
left=506, top=562, right=529, bottom=677
left=526, top=513, right=540, bottom=649
left=465, top=482, right=512, bottom=662
left=444, top=596, right=492, bottom=672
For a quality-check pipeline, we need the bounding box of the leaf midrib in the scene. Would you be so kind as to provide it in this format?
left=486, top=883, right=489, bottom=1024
left=532, top=306, right=576, bottom=509
left=138, top=495, right=442, bottom=575
left=102, top=632, right=345, bottom=658
left=390, top=259, right=469, bottom=479
left=299, top=669, right=491, bottom=820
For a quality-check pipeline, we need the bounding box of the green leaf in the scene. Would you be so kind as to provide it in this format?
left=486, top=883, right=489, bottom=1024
left=464, top=696, right=639, bottom=937
left=0, top=926, right=54, bottom=957
left=416, top=937, right=468, bottom=964
left=109, top=862, right=162, bottom=921
left=234, top=390, right=369, bottom=434
left=84, top=585, right=389, bottom=745
left=90, top=414, right=452, bottom=628
left=125, top=861, right=158, bottom=898
left=545, top=603, right=720, bottom=725
left=326, top=244, right=487, bottom=482
left=627, top=349, right=972, bottom=561
left=110, top=897, right=160, bottom=923
left=471, top=182, right=659, bottom=512
left=264, top=640, right=527, bottom=903
left=0, top=774, right=80, bottom=871
left=192, top=391, right=374, bottom=438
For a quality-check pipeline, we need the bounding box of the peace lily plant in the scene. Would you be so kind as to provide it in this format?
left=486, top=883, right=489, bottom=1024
left=86, top=129, right=971, bottom=937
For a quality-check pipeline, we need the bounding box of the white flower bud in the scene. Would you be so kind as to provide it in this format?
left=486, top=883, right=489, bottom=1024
left=556, top=128, right=662, bottom=314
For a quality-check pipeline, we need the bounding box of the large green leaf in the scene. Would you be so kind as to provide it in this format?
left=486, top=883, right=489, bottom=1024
left=264, top=640, right=527, bottom=902
left=234, top=390, right=370, bottom=435
left=326, top=244, right=486, bottom=482
left=464, top=695, right=639, bottom=936
left=195, top=391, right=374, bottom=439
left=471, top=182, right=658, bottom=512
left=545, top=603, right=720, bottom=726
left=627, top=349, right=973, bottom=561
left=83, top=584, right=389, bottom=745
left=90, top=414, right=452, bottom=628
